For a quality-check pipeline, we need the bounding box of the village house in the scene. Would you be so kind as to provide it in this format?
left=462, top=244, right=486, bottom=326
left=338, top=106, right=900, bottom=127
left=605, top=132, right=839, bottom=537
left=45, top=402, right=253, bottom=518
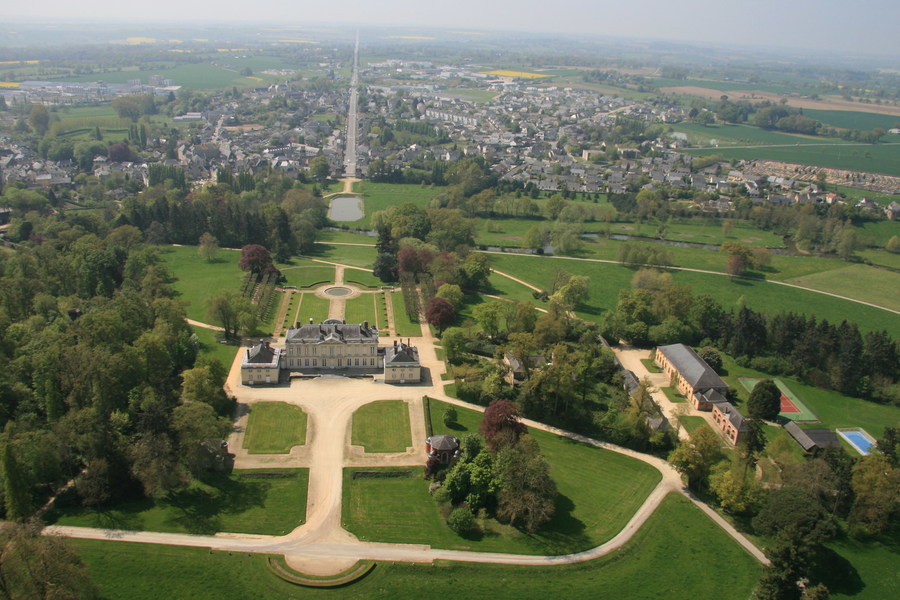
left=383, top=339, right=422, bottom=384
left=502, top=352, right=548, bottom=385
left=654, top=344, right=729, bottom=410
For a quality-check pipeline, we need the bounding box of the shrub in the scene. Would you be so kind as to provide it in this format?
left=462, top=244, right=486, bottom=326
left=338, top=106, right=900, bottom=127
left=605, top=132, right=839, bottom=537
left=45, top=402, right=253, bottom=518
left=447, top=507, right=477, bottom=535
left=442, top=407, right=458, bottom=427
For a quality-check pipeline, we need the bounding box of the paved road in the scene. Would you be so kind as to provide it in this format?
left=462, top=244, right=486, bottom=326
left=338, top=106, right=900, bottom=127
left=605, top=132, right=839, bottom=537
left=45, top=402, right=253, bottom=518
left=342, top=32, right=360, bottom=178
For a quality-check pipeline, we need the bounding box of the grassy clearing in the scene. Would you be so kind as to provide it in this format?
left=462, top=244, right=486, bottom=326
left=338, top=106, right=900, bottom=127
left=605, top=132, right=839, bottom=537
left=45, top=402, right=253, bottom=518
left=351, top=400, right=412, bottom=452
left=243, top=402, right=307, bottom=454
left=390, top=291, right=421, bottom=337
left=853, top=220, right=900, bottom=246
left=786, top=264, right=900, bottom=311
left=347, top=181, right=445, bottom=228
left=722, top=356, right=900, bottom=438
left=50, top=469, right=308, bottom=536
left=158, top=245, right=243, bottom=321
left=74, top=492, right=761, bottom=599
left=344, top=295, right=379, bottom=326
left=416, top=399, right=662, bottom=554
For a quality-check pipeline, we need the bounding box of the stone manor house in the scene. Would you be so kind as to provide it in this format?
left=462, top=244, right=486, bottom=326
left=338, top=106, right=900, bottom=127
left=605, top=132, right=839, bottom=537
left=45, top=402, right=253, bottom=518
left=241, top=319, right=421, bottom=385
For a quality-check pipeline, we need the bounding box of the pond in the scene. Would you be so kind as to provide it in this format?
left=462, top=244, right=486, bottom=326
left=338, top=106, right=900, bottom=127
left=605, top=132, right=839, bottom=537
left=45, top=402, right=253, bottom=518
left=328, top=196, right=364, bottom=222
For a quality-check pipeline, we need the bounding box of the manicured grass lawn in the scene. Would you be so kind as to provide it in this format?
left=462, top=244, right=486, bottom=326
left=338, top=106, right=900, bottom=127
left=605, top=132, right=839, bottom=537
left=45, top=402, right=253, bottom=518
left=487, top=270, right=541, bottom=305
left=278, top=265, right=334, bottom=288
left=679, top=416, right=711, bottom=435
left=293, top=293, right=331, bottom=325
left=344, top=294, right=378, bottom=327
left=50, top=469, right=308, bottom=536
left=308, top=243, right=376, bottom=268
left=410, top=400, right=662, bottom=554
left=390, top=291, right=422, bottom=337
left=722, top=356, right=900, bottom=438
left=74, top=493, right=761, bottom=600
left=158, top=245, right=243, bottom=322
left=351, top=400, right=412, bottom=452
left=816, top=527, right=900, bottom=599
left=191, top=325, right=240, bottom=368
left=317, top=229, right=378, bottom=244
left=343, top=267, right=383, bottom=288
left=243, top=402, right=307, bottom=454
left=786, top=263, right=900, bottom=311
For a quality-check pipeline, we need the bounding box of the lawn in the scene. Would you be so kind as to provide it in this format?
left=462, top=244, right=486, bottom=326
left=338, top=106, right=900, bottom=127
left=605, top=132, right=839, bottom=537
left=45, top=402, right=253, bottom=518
left=243, top=402, right=307, bottom=454
left=191, top=325, right=240, bottom=368
left=292, top=293, right=331, bottom=325
left=343, top=267, right=383, bottom=288
left=640, top=357, right=662, bottom=373
left=158, top=245, right=243, bottom=322
left=316, top=229, right=378, bottom=244
left=853, top=220, right=900, bottom=246
left=722, top=356, right=900, bottom=438
left=679, top=416, right=712, bottom=435
left=346, top=181, right=445, bottom=228
left=344, top=294, right=379, bottom=327
left=486, top=253, right=900, bottom=338
left=278, top=264, right=334, bottom=288
left=390, top=291, right=422, bottom=337
left=307, top=243, right=376, bottom=268
left=858, top=249, right=900, bottom=270
left=662, top=387, right=688, bottom=404
left=364, top=399, right=666, bottom=555
left=786, top=263, right=900, bottom=312
left=351, top=400, right=412, bottom=453
left=49, top=469, right=308, bottom=536
left=74, top=493, right=762, bottom=600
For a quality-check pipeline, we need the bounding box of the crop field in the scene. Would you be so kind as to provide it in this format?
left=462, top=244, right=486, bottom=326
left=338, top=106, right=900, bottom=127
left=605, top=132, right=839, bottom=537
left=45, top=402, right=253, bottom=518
left=802, top=109, right=900, bottom=132
left=672, top=122, right=830, bottom=147
left=652, top=77, right=803, bottom=95
left=481, top=70, right=551, bottom=79
left=686, top=143, right=900, bottom=178
left=53, top=62, right=282, bottom=89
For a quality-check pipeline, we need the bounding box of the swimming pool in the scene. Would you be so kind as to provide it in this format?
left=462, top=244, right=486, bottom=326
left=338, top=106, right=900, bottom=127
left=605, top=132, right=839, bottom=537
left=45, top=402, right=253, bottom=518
left=836, top=428, right=877, bottom=455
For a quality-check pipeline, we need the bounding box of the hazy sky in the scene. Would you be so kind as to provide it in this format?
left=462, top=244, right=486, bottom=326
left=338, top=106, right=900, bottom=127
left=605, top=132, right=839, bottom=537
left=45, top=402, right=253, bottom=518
left=7, top=0, right=900, bottom=56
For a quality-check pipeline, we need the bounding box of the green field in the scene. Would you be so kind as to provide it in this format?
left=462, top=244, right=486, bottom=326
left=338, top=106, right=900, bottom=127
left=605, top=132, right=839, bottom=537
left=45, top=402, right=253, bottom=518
left=344, top=294, right=379, bottom=327
left=802, top=109, right=900, bottom=132
left=679, top=416, right=711, bottom=435
left=390, top=291, right=422, bottom=337
left=673, top=122, right=831, bottom=147
left=786, top=264, right=900, bottom=312
left=487, top=253, right=900, bottom=338
left=350, top=181, right=445, bottom=228
left=158, top=245, right=243, bottom=322
left=43, top=61, right=287, bottom=90
left=307, top=243, right=376, bottom=268
left=243, top=402, right=308, bottom=454
left=738, top=378, right=818, bottom=422
left=663, top=387, right=688, bottom=404
left=351, top=400, right=412, bottom=453
left=49, top=469, right=308, bottom=536
left=853, top=220, right=900, bottom=246
left=400, top=399, right=664, bottom=554
left=73, top=492, right=761, bottom=599
left=686, top=143, right=900, bottom=178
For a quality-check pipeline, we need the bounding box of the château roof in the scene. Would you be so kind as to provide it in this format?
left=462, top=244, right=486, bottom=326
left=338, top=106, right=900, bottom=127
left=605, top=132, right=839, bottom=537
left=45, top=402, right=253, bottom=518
left=285, top=321, right=379, bottom=345
left=385, top=342, right=419, bottom=365
left=243, top=341, right=280, bottom=366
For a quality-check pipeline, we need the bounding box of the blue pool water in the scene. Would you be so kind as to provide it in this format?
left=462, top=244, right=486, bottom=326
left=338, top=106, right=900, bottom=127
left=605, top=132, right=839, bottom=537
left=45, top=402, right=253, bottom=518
left=842, top=431, right=875, bottom=455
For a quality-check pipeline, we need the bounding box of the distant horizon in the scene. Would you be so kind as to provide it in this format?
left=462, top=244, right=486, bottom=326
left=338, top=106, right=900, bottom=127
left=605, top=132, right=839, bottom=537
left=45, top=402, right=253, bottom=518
left=4, top=0, right=899, bottom=59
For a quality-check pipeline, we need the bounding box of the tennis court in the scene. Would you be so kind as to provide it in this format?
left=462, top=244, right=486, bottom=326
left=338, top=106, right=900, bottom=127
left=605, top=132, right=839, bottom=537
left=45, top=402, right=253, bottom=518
left=739, top=377, right=819, bottom=422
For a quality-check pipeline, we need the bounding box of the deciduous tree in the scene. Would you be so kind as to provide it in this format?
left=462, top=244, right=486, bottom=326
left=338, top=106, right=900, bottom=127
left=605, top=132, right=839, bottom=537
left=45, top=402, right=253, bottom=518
left=425, top=297, right=456, bottom=335
left=748, top=379, right=781, bottom=421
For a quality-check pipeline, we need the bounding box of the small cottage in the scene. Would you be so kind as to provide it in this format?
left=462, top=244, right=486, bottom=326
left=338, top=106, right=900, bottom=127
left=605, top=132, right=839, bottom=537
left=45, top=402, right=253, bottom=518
left=425, top=434, right=460, bottom=464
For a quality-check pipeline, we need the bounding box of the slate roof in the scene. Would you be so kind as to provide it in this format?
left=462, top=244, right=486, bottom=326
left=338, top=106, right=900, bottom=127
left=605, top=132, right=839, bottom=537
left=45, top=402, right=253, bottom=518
left=657, top=344, right=728, bottom=392
left=426, top=434, right=460, bottom=451
left=716, top=402, right=748, bottom=431
left=243, top=341, right=280, bottom=366
left=785, top=422, right=840, bottom=452
left=285, top=321, right=378, bottom=345
left=385, top=342, right=420, bottom=365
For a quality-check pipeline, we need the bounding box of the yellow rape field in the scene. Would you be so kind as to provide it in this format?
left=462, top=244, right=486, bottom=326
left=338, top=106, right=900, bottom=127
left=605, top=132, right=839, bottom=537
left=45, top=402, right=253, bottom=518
left=0, top=82, right=21, bottom=88
left=482, top=70, right=551, bottom=79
